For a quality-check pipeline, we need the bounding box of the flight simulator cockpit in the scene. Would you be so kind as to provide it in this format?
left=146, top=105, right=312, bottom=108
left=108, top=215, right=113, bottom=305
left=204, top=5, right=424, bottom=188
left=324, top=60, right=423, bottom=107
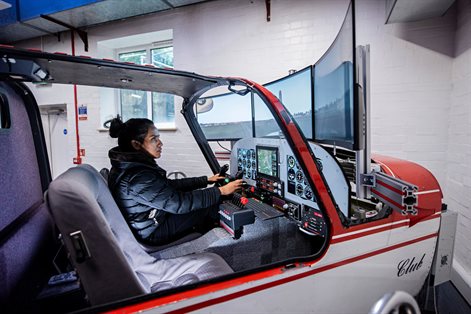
left=170, top=2, right=424, bottom=275
left=189, top=2, right=360, bottom=244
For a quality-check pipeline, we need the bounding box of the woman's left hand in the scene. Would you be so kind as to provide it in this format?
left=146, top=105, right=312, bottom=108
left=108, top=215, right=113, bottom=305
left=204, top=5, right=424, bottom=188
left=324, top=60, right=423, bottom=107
left=208, top=174, right=225, bottom=183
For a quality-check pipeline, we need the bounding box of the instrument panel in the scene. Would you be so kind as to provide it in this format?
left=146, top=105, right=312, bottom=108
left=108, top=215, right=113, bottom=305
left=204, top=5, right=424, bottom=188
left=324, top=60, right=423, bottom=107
left=225, top=137, right=350, bottom=238
left=286, top=154, right=316, bottom=202
left=237, top=148, right=257, bottom=180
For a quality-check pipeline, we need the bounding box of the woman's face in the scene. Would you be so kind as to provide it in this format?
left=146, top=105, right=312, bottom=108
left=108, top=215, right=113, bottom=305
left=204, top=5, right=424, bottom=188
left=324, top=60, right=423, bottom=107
left=139, top=126, right=163, bottom=159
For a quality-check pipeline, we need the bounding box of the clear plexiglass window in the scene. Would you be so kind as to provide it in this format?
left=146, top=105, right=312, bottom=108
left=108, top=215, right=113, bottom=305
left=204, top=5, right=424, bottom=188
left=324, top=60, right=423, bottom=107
left=196, top=90, right=253, bottom=141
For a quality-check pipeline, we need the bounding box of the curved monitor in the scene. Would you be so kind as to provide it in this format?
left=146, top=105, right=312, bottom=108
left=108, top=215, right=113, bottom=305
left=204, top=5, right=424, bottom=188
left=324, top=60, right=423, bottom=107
left=263, top=67, right=313, bottom=139
left=314, top=2, right=358, bottom=150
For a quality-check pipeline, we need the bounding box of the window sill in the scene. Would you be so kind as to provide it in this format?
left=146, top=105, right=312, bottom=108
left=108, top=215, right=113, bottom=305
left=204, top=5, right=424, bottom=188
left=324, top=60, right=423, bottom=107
left=97, top=126, right=178, bottom=133
left=155, top=122, right=177, bottom=131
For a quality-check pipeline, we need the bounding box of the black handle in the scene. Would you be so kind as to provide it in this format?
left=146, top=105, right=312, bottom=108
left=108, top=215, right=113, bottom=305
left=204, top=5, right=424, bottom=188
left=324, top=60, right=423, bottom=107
left=219, top=164, right=229, bottom=176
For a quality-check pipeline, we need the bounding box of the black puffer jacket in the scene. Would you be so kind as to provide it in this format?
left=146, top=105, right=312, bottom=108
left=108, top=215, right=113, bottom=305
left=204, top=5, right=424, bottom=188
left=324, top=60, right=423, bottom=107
left=108, top=147, right=221, bottom=241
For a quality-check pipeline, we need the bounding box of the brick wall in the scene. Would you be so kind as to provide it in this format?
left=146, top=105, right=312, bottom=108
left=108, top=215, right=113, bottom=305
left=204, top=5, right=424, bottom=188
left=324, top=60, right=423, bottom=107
left=449, top=0, right=471, bottom=287
left=356, top=0, right=455, bottom=187
left=19, top=0, right=349, bottom=177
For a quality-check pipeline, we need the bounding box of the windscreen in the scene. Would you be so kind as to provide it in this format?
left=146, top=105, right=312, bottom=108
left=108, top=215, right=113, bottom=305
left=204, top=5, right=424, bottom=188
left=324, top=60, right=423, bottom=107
left=196, top=92, right=252, bottom=141
left=265, top=67, right=312, bottom=139
left=314, top=2, right=355, bottom=149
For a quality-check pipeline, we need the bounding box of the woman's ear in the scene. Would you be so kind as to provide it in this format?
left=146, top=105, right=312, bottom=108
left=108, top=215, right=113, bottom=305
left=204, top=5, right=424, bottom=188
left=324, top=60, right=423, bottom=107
left=131, top=140, right=142, bottom=150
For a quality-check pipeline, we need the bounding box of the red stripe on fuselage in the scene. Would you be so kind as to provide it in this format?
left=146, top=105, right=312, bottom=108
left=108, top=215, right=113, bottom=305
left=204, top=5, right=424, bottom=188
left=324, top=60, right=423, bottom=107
left=331, top=221, right=407, bottom=243
left=110, top=232, right=438, bottom=313
left=332, top=213, right=440, bottom=243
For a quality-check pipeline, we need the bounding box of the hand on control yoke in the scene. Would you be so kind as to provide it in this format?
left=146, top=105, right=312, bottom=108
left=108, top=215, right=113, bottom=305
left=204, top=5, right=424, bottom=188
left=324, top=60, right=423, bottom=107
left=208, top=173, right=226, bottom=183
left=219, top=179, right=243, bottom=195
left=209, top=164, right=229, bottom=184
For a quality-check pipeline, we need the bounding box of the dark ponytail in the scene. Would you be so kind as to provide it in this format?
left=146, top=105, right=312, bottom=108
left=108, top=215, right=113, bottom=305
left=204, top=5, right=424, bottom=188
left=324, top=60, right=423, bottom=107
left=108, top=115, right=126, bottom=138
left=108, top=115, right=155, bottom=152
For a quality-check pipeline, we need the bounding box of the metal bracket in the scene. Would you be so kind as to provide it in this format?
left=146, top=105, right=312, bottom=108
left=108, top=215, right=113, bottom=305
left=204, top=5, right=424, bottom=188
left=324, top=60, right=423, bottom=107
left=360, top=173, right=375, bottom=187
left=40, top=14, right=89, bottom=52
left=69, top=230, right=91, bottom=263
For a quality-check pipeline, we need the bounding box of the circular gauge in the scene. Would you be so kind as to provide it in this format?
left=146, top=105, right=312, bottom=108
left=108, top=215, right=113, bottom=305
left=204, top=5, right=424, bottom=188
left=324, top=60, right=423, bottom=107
left=252, top=161, right=256, bottom=169
left=304, top=186, right=313, bottom=199
left=247, top=161, right=251, bottom=169
left=288, top=168, right=296, bottom=181
left=316, top=158, right=323, bottom=171
left=296, top=170, right=304, bottom=182
left=288, top=156, right=296, bottom=168
left=242, top=150, right=247, bottom=158
left=296, top=184, right=304, bottom=196
left=243, top=169, right=247, bottom=176
left=243, top=159, right=246, bottom=166
left=251, top=149, right=256, bottom=159
left=246, top=171, right=251, bottom=179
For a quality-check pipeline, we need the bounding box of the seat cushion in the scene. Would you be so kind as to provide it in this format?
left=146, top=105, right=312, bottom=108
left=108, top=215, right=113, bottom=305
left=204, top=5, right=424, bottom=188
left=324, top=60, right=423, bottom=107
left=150, top=253, right=233, bottom=292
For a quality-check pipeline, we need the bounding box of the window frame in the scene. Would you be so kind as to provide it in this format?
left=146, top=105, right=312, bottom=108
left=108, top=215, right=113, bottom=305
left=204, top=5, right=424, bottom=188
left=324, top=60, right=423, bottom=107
left=116, top=41, right=176, bottom=130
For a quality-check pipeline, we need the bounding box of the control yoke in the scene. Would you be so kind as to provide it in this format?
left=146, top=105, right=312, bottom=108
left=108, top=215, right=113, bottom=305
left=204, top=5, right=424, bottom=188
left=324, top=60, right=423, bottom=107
left=219, top=164, right=229, bottom=176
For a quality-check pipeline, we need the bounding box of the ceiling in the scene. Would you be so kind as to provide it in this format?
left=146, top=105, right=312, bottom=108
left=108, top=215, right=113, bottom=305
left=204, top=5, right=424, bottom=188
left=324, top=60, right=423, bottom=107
left=386, top=0, right=456, bottom=23
left=0, top=0, right=212, bottom=44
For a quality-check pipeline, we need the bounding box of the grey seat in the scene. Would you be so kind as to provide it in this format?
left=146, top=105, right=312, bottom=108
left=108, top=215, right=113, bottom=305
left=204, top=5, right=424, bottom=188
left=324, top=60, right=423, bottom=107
left=98, top=166, right=201, bottom=254
left=46, top=164, right=232, bottom=306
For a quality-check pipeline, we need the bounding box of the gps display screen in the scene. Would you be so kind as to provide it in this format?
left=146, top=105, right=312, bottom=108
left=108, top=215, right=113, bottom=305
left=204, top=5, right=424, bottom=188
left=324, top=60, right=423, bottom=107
left=256, top=146, right=278, bottom=179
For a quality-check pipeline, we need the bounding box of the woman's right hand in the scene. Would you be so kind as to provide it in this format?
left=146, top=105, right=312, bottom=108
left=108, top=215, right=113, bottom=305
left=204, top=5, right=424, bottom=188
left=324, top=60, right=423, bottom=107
left=218, top=179, right=243, bottom=195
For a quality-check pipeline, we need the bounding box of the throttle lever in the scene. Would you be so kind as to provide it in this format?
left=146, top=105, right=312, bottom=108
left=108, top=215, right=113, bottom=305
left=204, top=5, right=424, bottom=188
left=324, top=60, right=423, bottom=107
left=234, top=170, right=244, bottom=180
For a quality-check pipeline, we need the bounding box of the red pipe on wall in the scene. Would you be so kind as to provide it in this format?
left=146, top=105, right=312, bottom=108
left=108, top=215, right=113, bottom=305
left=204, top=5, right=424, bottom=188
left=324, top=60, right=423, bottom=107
left=71, top=31, right=82, bottom=164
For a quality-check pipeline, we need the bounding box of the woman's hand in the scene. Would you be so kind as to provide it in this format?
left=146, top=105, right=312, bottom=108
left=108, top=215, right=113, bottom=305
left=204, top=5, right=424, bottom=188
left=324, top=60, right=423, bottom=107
left=208, top=174, right=225, bottom=183
left=219, top=179, right=243, bottom=195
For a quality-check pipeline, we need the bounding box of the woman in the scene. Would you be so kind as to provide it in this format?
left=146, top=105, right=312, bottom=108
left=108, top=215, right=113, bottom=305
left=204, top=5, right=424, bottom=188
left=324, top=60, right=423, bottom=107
left=107, top=116, right=242, bottom=245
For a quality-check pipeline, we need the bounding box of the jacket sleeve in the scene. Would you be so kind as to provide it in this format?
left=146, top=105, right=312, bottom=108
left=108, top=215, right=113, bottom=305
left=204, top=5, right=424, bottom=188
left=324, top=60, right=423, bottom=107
left=127, top=169, right=221, bottom=215
left=168, top=176, right=209, bottom=192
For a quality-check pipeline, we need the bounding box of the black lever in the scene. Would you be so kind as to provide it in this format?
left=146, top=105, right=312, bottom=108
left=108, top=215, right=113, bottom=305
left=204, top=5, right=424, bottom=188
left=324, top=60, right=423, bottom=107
left=219, top=164, right=229, bottom=176
left=234, top=170, right=244, bottom=180
left=216, top=164, right=230, bottom=188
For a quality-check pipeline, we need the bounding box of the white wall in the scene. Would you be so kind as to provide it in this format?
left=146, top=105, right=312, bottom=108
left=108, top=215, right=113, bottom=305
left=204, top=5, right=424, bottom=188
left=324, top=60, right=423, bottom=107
left=449, top=0, right=471, bottom=299
left=15, top=0, right=471, bottom=289
left=18, top=0, right=349, bottom=176
left=356, top=0, right=455, bottom=187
